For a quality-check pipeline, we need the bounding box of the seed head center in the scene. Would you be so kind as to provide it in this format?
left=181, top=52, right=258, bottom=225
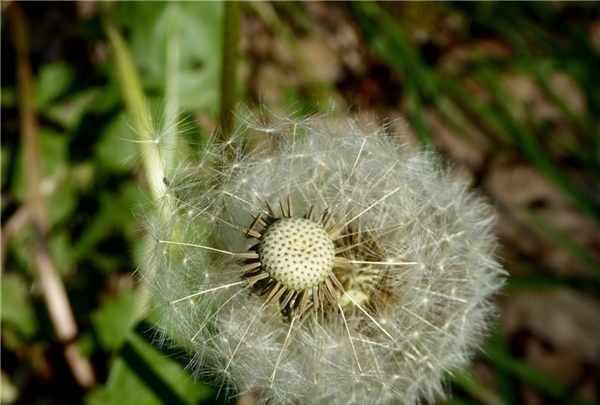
left=258, top=218, right=335, bottom=291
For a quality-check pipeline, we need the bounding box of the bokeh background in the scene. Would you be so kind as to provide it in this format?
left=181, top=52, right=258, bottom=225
left=2, top=2, right=599, bottom=405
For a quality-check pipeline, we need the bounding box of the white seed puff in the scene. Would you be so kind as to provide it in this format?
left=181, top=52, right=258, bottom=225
left=144, top=107, right=505, bottom=405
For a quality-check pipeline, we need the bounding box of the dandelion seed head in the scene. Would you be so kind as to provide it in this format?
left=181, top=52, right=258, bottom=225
left=144, top=106, right=506, bottom=405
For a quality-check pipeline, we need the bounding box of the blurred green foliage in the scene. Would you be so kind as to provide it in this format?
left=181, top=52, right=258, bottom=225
left=2, top=2, right=226, bottom=403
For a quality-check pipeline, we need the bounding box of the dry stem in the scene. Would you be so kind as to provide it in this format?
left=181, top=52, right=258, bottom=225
left=8, top=2, right=96, bottom=390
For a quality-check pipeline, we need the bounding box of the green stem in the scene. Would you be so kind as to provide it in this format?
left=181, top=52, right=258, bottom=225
left=102, top=4, right=173, bottom=214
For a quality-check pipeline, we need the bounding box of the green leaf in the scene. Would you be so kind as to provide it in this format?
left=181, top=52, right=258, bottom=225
left=0, top=273, right=38, bottom=340
left=117, top=2, right=224, bottom=113
left=95, top=115, right=139, bottom=173
left=483, top=339, right=593, bottom=405
left=72, top=181, right=146, bottom=270
left=91, top=289, right=144, bottom=352
left=86, top=323, right=217, bottom=405
left=526, top=210, right=600, bottom=279
left=475, top=67, right=600, bottom=227
left=43, top=89, right=103, bottom=130
left=0, top=86, right=17, bottom=108
left=35, top=62, right=76, bottom=109
left=450, top=370, right=505, bottom=405
left=1, top=145, right=11, bottom=191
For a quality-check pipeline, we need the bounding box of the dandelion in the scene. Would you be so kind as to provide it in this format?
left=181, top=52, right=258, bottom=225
left=143, top=107, right=505, bottom=405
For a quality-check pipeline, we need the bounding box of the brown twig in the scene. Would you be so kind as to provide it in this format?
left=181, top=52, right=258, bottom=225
left=8, top=2, right=96, bottom=390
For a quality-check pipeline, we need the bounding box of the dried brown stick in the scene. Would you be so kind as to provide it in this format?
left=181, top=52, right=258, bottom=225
left=8, top=3, right=96, bottom=390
